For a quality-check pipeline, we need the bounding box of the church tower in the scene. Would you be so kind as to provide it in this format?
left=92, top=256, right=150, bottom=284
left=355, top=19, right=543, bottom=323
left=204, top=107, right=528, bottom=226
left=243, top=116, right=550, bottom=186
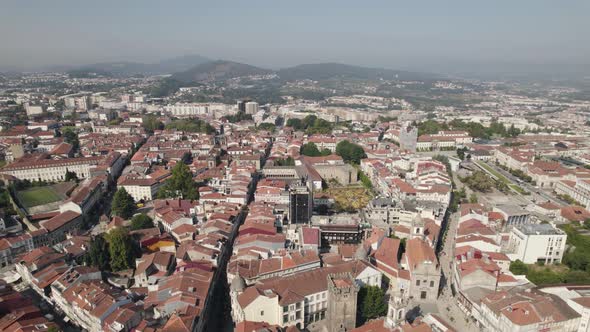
left=327, top=272, right=359, bottom=332
left=385, top=286, right=408, bottom=328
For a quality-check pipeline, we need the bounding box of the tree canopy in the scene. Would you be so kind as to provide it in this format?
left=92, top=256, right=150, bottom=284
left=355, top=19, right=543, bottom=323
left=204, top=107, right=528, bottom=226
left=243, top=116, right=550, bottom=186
left=358, top=286, right=388, bottom=324
left=165, top=119, right=215, bottom=134
left=286, top=115, right=333, bottom=134
left=300, top=142, right=330, bottom=157
left=336, top=140, right=367, bottom=164
left=461, top=171, right=495, bottom=192
left=223, top=112, right=253, bottom=123
left=509, top=260, right=528, bottom=275
left=416, top=119, right=522, bottom=139
left=84, top=234, right=111, bottom=271
left=274, top=157, right=295, bottom=166
left=62, top=127, right=80, bottom=152
left=130, top=214, right=154, bottom=230
left=111, top=187, right=136, bottom=219
left=157, top=162, right=199, bottom=200
left=257, top=123, right=276, bottom=132
left=105, top=227, right=136, bottom=271
left=142, top=114, right=164, bottom=133
left=65, top=169, right=79, bottom=182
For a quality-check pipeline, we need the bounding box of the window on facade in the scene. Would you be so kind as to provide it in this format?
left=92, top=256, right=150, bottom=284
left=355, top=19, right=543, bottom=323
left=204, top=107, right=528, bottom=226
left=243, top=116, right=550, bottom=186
left=296, top=311, right=301, bottom=319
left=416, top=280, right=420, bottom=286
left=260, top=310, right=264, bottom=316
left=296, top=302, right=301, bottom=309
left=430, top=281, right=434, bottom=287
left=283, top=315, right=289, bottom=323
left=283, top=306, right=289, bottom=312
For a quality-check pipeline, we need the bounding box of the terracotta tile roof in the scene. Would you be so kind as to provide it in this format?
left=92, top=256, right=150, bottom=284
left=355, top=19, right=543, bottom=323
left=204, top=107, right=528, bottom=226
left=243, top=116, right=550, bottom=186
left=301, top=227, right=320, bottom=246
left=39, top=210, right=81, bottom=232
left=350, top=318, right=389, bottom=332
left=234, top=321, right=282, bottom=332
left=482, top=290, right=579, bottom=327
left=561, top=205, right=590, bottom=222
left=572, top=297, right=590, bottom=308
left=405, top=238, right=437, bottom=272
left=537, top=201, right=561, bottom=210
left=372, top=237, right=400, bottom=277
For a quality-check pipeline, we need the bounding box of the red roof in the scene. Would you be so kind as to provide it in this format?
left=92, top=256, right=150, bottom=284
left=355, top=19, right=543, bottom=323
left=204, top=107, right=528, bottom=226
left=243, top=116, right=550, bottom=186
left=40, top=211, right=81, bottom=232
left=301, top=227, right=320, bottom=246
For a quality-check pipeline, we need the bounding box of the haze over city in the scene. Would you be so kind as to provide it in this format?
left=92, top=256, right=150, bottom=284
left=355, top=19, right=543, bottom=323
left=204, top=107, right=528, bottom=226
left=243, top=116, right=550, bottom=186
left=2, top=0, right=590, bottom=77
left=1, top=2, right=590, bottom=332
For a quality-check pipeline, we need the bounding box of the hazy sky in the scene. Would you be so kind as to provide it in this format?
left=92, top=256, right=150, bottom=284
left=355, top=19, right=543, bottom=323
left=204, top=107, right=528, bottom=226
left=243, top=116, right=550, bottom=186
left=2, top=0, right=589, bottom=73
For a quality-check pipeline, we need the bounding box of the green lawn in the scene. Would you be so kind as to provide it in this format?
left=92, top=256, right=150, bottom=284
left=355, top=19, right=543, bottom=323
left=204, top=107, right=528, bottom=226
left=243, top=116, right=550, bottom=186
left=17, top=187, right=63, bottom=208
left=476, top=161, right=508, bottom=183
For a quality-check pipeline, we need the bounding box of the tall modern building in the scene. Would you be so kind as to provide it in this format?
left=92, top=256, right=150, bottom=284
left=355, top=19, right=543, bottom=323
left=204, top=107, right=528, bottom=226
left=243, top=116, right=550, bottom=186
left=399, top=123, right=418, bottom=152
left=245, top=101, right=259, bottom=114
left=237, top=99, right=251, bottom=113
left=289, top=185, right=312, bottom=224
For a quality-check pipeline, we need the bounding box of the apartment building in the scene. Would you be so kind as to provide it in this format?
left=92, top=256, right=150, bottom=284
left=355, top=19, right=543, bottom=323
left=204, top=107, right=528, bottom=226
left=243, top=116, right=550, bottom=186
left=0, top=152, right=124, bottom=182
left=117, top=169, right=171, bottom=202
left=556, top=178, right=590, bottom=210
left=494, top=147, right=535, bottom=171
left=416, top=131, right=473, bottom=151
left=506, top=224, right=567, bottom=264
left=478, top=290, right=580, bottom=332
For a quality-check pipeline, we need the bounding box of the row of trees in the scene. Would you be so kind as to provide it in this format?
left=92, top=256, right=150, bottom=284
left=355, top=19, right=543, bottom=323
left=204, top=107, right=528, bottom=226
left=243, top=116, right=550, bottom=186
left=273, top=157, right=295, bottom=166
left=223, top=112, right=253, bottom=123
left=416, top=119, right=521, bottom=139
left=300, top=140, right=367, bottom=165
left=164, top=119, right=215, bottom=134
left=256, top=123, right=276, bottom=132
left=509, top=168, right=533, bottom=183
left=509, top=259, right=590, bottom=285
left=300, top=142, right=331, bottom=157
left=286, top=115, right=333, bottom=135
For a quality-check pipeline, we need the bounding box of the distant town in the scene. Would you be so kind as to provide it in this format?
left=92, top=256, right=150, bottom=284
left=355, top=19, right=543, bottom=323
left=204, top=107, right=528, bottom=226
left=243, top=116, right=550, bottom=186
left=1, top=61, right=590, bottom=332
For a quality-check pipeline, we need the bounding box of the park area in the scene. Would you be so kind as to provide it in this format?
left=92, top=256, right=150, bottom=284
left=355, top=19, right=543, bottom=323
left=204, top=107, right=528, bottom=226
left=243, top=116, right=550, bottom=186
left=323, top=186, right=374, bottom=213
left=16, top=182, right=74, bottom=209
left=475, top=161, right=527, bottom=195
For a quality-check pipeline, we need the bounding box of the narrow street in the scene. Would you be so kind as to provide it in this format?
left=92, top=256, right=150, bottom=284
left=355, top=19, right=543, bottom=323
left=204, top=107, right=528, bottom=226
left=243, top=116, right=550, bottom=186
left=436, top=208, right=479, bottom=332
left=194, top=139, right=269, bottom=332
left=434, top=170, right=480, bottom=331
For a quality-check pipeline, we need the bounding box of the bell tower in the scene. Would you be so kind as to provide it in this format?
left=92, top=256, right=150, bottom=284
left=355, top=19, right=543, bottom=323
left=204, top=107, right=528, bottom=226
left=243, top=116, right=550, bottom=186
left=386, top=286, right=408, bottom=328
